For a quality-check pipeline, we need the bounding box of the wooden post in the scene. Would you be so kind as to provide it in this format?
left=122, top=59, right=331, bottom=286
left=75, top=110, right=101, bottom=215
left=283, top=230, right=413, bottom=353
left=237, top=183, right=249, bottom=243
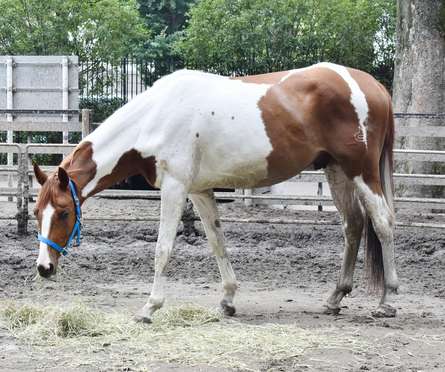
left=21, top=151, right=29, bottom=235
left=81, top=109, right=91, bottom=138
left=317, top=182, right=323, bottom=212
left=244, top=188, right=253, bottom=207
left=16, top=151, right=28, bottom=235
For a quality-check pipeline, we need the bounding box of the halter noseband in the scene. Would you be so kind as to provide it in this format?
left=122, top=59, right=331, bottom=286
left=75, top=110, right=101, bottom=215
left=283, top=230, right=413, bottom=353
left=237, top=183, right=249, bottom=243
left=37, top=179, right=82, bottom=256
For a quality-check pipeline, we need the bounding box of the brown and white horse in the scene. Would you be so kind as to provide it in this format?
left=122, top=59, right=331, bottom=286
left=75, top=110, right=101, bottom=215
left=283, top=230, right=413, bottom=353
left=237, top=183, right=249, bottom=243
left=33, top=63, right=398, bottom=322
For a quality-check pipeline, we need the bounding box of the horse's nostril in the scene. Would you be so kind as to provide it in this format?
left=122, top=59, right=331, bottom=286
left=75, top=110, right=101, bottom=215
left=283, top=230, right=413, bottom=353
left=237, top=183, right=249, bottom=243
left=37, top=264, right=54, bottom=278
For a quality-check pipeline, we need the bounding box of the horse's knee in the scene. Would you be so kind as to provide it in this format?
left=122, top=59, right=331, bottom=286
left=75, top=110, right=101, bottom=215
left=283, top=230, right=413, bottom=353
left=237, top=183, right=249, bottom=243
left=223, top=282, right=238, bottom=297
left=338, top=283, right=352, bottom=295
left=148, top=294, right=165, bottom=310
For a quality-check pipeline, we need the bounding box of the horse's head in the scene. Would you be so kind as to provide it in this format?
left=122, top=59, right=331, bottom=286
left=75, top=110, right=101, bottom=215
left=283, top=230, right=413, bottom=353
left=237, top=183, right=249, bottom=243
left=33, top=162, right=80, bottom=278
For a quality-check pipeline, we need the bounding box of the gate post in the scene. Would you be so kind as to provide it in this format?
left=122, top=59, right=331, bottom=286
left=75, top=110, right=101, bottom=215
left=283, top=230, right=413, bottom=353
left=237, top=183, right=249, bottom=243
left=244, top=189, right=254, bottom=207
left=317, top=182, right=323, bottom=212
left=15, top=149, right=27, bottom=235
left=81, top=109, right=91, bottom=138
left=21, top=151, right=29, bottom=234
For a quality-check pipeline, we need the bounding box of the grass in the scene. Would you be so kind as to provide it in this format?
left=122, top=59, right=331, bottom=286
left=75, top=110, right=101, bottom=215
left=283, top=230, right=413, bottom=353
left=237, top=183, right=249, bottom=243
left=0, top=301, right=369, bottom=371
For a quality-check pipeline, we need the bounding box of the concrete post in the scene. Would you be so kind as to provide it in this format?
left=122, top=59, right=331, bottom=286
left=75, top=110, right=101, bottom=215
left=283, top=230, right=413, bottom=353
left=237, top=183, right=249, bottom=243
left=6, top=57, right=13, bottom=201
left=62, top=57, right=69, bottom=144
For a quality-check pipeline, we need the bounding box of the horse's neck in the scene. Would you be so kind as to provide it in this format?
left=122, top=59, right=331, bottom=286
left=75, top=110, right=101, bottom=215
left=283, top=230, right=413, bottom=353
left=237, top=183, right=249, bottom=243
left=62, top=103, right=144, bottom=201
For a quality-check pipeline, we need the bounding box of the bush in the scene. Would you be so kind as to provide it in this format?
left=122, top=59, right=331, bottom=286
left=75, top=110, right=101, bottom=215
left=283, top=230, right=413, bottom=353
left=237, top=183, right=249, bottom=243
left=80, top=97, right=126, bottom=124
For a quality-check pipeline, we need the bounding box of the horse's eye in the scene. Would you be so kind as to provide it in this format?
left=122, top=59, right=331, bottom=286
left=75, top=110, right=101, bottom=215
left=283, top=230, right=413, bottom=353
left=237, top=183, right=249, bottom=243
left=59, top=211, right=69, bottom=220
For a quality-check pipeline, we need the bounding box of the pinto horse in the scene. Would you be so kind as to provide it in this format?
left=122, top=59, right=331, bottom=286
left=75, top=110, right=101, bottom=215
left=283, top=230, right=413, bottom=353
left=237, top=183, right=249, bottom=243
left=33, top=63, right=398, bottom=322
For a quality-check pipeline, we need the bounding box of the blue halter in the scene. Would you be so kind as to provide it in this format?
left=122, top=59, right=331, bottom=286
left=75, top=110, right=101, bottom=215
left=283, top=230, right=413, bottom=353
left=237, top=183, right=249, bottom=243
left=37, top=179, right=82, bottom=256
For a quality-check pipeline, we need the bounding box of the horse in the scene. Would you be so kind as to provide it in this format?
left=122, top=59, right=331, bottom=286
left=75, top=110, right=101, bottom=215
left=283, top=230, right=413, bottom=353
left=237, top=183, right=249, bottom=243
left=32, top=62, right=398, bottom=322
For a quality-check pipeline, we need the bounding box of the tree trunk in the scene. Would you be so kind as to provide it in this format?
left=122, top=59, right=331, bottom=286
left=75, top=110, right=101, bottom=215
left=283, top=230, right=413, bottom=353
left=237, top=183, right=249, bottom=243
left=392, top=0, right=445, bottom=198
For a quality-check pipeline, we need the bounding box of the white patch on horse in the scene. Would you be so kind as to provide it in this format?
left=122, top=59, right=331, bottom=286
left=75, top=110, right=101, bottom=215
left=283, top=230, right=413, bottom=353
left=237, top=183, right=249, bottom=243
left=353, top=176, right=392, bottom=224
left=353, top=175, right=397, bottom=289
left=317, top=62, right=369, bottom=146
left=279, top=66, right=313, bottom=83
left=36, top=203, right=55, bottom=269
left=81, top=69, right=274, bottom=194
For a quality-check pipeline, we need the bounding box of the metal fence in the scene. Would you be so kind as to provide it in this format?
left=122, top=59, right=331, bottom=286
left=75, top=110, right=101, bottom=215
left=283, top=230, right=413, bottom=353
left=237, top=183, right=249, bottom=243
left=79, top=57, right=168, bottom=103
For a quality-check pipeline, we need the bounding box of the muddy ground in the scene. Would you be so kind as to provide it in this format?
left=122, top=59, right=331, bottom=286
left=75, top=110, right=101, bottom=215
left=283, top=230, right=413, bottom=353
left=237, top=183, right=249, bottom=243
left=0, top=198, right=444, bottom=371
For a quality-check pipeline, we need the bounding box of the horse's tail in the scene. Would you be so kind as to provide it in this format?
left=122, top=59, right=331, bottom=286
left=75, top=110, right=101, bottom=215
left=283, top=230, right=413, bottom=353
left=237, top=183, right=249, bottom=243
left=365, top=96, right=395, bottom=291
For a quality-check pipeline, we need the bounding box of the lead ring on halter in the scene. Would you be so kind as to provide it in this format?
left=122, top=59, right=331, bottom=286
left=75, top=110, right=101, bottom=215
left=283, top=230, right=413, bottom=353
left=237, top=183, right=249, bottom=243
left=37, top=179, right=82, bottom=256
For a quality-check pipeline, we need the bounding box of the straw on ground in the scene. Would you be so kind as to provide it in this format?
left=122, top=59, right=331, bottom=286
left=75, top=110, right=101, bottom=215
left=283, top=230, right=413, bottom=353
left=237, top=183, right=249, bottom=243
left=0, top=301, right=369, bottom=371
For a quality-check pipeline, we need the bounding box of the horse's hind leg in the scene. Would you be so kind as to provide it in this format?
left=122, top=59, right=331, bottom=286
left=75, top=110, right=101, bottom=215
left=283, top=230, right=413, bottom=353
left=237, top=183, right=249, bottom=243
left=353, top=175, right=398, bottom=317
left=135, top=174, right=187, bottom=323
left=324, top=164, right=365, bottom=314
left=189, top=190, right=238, bottom=316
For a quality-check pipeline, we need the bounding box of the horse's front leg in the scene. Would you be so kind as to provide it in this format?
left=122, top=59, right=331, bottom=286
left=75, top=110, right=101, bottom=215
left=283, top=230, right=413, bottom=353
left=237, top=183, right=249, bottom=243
left=135, top=175, right=187, bottom=323
left=189, top=190, right=238, bottom=316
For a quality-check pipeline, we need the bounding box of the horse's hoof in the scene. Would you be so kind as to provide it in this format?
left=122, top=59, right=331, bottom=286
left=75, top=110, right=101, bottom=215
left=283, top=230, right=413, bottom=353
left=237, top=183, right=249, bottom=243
left=134, top=315, right=152, bottom=324
left=221, top=300, right=236, bottom=316
left=371, top=304, right=396, bottom=318
left=324, top=305, right=341, bottom=315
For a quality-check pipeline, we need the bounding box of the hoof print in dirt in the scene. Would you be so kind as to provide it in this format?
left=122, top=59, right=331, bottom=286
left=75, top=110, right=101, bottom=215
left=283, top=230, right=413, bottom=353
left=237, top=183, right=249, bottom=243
left=134, top=315, right=152, bottom=324
left=371, top=304, right=397, bottom=318
left=221, top=300, right=236, bottom=316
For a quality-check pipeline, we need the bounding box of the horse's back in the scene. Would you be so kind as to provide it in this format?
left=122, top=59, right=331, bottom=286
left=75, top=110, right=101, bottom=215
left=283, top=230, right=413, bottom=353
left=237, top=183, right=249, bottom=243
left=145, top=65, right=393, bottom=190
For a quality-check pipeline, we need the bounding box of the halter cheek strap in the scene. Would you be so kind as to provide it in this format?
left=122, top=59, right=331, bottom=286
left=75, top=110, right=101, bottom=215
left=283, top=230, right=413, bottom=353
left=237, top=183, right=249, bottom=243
left=37, top=179, right=82, bottom=256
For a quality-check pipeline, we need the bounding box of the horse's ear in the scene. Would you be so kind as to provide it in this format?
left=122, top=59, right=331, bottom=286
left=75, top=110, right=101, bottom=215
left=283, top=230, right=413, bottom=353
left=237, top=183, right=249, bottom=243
left=32, top=160, right=48, bottom=186
left=58, top=167, right=69, bottom=190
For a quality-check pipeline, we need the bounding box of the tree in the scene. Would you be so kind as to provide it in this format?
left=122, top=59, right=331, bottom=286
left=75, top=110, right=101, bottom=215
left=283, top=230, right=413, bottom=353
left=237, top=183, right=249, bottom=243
left=176, top=0, right=395, bottom=87
left=136, top=0, right=196, bottom=75
left=0, top=0, right=149, bottom=61
left=392, top=0, right=445, bottom=197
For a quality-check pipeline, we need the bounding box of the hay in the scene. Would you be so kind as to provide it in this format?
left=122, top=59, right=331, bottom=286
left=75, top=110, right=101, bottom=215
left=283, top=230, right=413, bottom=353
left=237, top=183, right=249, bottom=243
left=0, top=301, right=369, bottom=371
left=152, top=303, right=221, bottom=328
left=2, top=303, right=43, bottom=328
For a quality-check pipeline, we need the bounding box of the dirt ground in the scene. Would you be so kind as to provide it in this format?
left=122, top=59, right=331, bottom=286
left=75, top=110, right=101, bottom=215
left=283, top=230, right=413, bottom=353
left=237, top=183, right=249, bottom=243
left=0, top=198, right=444, bottom=371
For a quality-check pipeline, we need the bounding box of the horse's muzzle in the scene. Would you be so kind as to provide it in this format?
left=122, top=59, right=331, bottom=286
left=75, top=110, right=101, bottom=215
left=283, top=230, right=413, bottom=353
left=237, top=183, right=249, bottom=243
left=37, top=263, right=55, bottom=278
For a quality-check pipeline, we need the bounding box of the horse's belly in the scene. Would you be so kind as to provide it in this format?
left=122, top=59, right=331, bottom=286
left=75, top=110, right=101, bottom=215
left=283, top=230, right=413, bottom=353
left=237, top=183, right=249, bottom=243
left=192, top=157, right=269, bottom=190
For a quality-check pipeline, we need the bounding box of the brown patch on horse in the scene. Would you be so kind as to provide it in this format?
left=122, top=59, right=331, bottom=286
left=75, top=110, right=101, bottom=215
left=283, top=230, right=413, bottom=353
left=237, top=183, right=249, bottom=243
left=91, top=150, right=157, bottom=196
left=60, top=142, right=157, bottom=198
left=235, top=66, right=392, bottom=184
left=60, top=141, right=97, bottom=202
left=232, top=71, right=290, bottom=84
left=253, top=67, right=363, bottom=184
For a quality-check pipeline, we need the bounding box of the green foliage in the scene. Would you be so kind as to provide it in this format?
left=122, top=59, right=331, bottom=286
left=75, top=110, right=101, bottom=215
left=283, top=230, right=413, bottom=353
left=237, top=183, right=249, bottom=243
left=0, top=0, right=149, bottom=61
left=80, top=97, right=126, bottom=123
left=177, top=0, right=396, bottom=86
left=136, top=0, right=196, bottom=74
left=138, top=0, right=195, bottom=34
